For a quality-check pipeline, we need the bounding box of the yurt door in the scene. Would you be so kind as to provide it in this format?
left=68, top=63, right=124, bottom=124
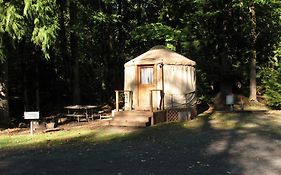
left=137, top=65, right=155, bottom=110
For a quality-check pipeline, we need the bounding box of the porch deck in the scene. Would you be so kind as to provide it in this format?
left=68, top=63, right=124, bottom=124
left=110, top=109, right=195, bottom=127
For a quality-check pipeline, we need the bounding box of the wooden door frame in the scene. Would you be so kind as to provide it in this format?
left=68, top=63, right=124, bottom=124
left=136, top=64, right=156, bottom=109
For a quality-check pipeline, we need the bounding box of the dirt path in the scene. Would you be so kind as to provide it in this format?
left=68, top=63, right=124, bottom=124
left=1, top=111, right=281, bottom=175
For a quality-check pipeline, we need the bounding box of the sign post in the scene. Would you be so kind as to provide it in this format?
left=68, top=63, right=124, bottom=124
left=24, top=112, right=40, bottom=135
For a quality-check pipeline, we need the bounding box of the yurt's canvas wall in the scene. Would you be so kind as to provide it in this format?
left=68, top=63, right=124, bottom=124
left=124, top=66, right=136, bottom=93
left=163, top=64, right=196, bottom=109
left=124, top=66, right=137, bottom=109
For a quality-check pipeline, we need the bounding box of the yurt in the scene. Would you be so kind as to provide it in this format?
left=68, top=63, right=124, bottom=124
left=124, top=46, right=196, bottom=111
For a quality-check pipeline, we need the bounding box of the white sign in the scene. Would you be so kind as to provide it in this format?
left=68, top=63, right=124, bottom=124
left=24, top=111, right=40, bottom=120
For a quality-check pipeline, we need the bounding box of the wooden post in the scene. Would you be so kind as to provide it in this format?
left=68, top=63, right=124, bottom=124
left=161, top=91, right=164, bottom=110
left=30, top=121, right=33, bottom=135
left=185, top=94, right=188, bottom=109
left=151, top=115, right=154, bottom=126
left=150, top=91, right=153, bottom=112
left=129, top=91, right=133, bottom=110
left=171, top=94, right=174, bottom=108
left=158, top=91, right=161, bottom=110
left=115, top=91, right=119, bottom=112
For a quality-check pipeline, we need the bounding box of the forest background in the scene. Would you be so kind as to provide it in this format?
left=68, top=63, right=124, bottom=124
left=0, top=0, right=281, bottom=124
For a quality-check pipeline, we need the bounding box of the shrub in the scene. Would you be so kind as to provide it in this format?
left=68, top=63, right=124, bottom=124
left=260, top=63, right=281, bottom=109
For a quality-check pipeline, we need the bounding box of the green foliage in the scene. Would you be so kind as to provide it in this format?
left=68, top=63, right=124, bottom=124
left=0, top=0, right=4, bottom=62
left=24, top=0, right=59, bottom=59
left=273, top=45, right=281, bottom=67
left=131, top=23, right=180, bottom=50
left=260, top=62, right=281, bottom=109
left=91, top=12, right=107, bottom=23
left=0, top=0, right=59, bottom=60
left=0, top=1, right=25, bottom=61
left=3, top=2, right=25, bottom=40
left=185, top=0, right=281, bottom=101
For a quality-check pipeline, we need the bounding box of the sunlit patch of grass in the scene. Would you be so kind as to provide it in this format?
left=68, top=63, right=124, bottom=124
left=201, top=112, right=281, bottom=133
left=244, top=104, right=269, bottom=111
left=208, top=113, right=244, bottom=130
left=182, top=118, right=204, bottom=130
left=0, top=127, right=133, bottom=150
left=0, top=129, right=93, bottom=150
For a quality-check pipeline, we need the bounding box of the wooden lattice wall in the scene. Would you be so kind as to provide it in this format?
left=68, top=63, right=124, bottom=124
left=166, top=110, right=179, bottom=122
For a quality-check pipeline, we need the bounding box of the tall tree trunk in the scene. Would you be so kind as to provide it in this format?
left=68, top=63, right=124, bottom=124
left=0, top=60, right=9, bottom=124
left=137, top=0, right=142, bottom=25
left=21, top=46, right=29, bottom=111
left=72, top=54, right=80, bottom=104
left=58, top=0, right=69, bottom=64
left=99, top=1, right=112, bottom=102
left=214, top=2, right=232, bottom=110
left=106, top=31, right=113, bottom=100
left=69, top=1, right=81, bottom=104
left=35, top=53, right=40, bottom=110
left=102, top=5, right=113, bottom=102
left=249, top=5, right=258, bottom=102
left=116, top=0, right=125, bottom=90
left=219, top=2, right=232, bottom=95
left=105, top=4, right=116, bottom=101
left=58, top=0, right=71, bottom=103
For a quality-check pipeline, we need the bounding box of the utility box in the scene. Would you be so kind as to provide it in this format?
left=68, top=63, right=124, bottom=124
left=226, top=94, right=234, bottom=111
left=226, top=95, right=234, bottom=105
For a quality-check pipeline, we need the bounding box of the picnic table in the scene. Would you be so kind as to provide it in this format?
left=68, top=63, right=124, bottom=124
left=64, top=105, right=98, bottom=122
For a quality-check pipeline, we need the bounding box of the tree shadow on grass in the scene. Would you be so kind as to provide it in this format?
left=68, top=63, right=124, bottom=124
left=1, top=111, right=281, bottom=175
left=0, top=123, right=9, bottom=131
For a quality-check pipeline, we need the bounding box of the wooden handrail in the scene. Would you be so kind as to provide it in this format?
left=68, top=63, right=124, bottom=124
left=115, top=90, right=133, bottom=111
left=115, top=90, right=133, bottom=93
left=150, top=90, right=164, bottom=112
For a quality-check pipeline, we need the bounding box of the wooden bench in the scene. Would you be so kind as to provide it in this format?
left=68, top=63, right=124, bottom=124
left=98, top=111, right=112, bottom=120
left=64, top=114, right=87, bottom=123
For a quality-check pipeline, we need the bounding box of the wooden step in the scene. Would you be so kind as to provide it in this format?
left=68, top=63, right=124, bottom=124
left=110, top=110, right=153, bottom=127
left=111, top=116, right=150, bottom=123
left=109, top=120, right=147, bottom=127
left=114, top=111, right=152, bottom=117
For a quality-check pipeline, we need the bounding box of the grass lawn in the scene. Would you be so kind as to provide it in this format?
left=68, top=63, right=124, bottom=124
left=1, top=110, right=280, bottom=150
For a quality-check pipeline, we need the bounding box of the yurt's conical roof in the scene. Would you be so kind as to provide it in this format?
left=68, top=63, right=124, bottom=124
left=125, top=46, right=196, bottom=67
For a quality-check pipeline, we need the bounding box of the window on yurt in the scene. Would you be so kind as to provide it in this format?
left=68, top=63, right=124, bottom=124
left=140, top=67, right=153, bottom=84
